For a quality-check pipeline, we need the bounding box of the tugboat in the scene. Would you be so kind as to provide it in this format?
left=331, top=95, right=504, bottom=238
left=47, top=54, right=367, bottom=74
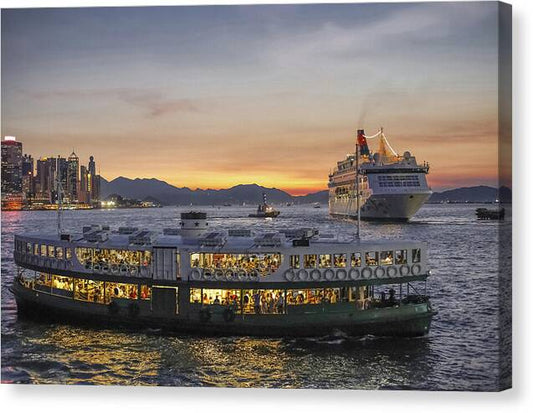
left=248, top=193, right=280, bottom=218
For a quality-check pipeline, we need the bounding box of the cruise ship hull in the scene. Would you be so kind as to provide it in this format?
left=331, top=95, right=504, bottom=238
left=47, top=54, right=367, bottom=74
left=330, top=192, right=432, bottom=221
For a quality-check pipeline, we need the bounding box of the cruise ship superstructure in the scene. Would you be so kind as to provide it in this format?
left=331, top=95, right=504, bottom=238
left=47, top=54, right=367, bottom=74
left=329, top=128, right=432, bottom=221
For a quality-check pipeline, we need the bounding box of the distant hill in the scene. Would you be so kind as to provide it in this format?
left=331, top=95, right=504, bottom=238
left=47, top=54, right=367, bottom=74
left=100, top=177, right=324, bottom=205
left=428, top=185, right=512, bottom=203
left=100, top=177, right=510, bottom=206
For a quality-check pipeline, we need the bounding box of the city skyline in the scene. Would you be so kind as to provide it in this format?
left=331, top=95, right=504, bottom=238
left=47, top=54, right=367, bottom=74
left=1, top=3, right=511, bottom=195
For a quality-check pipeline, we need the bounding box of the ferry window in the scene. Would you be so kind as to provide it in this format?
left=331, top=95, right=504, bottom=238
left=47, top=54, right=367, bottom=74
left=76, top=247, right=93, bottom=264
left=380, top=251, right=394, bottom=265
left=412, top=249, right=421, bottom=263
left=142, top=251, right=151, bottom=266
left=66, top=248, right=72, bottom=260
left=36, top=272, right=52, bottom=287
left=365, top=252, right=378, bottom=266
left=190, top=288, right=202, bottom=303
left=242, top=289, right=284, bottom=314
left=52, top=275, right=73, bottom=291
left=351, top=253, right=362, bottom=267
left=334, top=254, right=347, bottom=268
left=56, top=247, right=64, bottom=259
left=395, top=250, right=407, bottom=265
left=74, top=279, right=104, bottom=303
left=201, top=289, right=242, bottom=311
left=48, top=245, right=55, bottom=258
left=140, top=285, right=151, bottom=300
left=318, top=254, right=332, bottom=268
left=176, top=254, right=181, bottom=279
left=33, top=244, right=39, bottom=255
left=105, top=282, right=138, bottom=303
left=190, top=253, right=200, bottom=268
left=41, top=244, right=47, bottom=257
left=304, top=254, right=317, bottom=269
left=290, top=255, right=300, bottom=269
left=26, top=243, right=32, bottom=254
left=190, top=253, right=281, bottom=275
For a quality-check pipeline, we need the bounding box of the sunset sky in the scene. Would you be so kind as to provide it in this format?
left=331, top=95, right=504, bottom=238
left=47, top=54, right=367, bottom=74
left=1, top=2, right=510, bottom=195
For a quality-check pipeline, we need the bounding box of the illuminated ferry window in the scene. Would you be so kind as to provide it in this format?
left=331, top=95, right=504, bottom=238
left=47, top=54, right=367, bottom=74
left=189, top=253, right=281, bottom=275
left=34, top=244, right=39, bottom=255
left=351, top=253, right=362, bottom=267
left=105, top=282, right=138, bottom=303
left=142, top=251, right=152, bottom=266
left=41, top=245, right=47, bottom=257
left=201, top=289, right=241, bottom=309
left=319, top=254, right=332, bottom=268
left=304, top=254, right=317, bottom=269
left=379, top=251, right=394, bottom=265
left=190, top=288, right=202, bottom=303
left=287, top=288, right=340, bottom=305
left=66, top=248, right=72, bottom=260
left=412, top=249, right=421, bottom=263
left=334, top=254, right=347, bottom=268
left=140, top=285, right=151, bottom=300
left=395, top=250, right=407, bottom=265
left=74, top=279, right=104, bottom=303
left=242, top=289, right=284, bottom=314
left=52, top=275, right=73, bottom=291
left=37, top=272, right=52, bottom=287
left=56, top=247, right=64, bottom=259
left=48, top=245, right=55, bottom=258
left=290, top=255, right=300, bottom=269
left=365, top=252, right=378, bottom=266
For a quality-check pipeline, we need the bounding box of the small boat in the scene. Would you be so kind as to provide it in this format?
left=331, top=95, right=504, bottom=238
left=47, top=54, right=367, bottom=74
left=475, top=207, right=505, bottom=220
left=313, top=202, right=321, bottom=209
left=248, top=193, right=280, bottom=218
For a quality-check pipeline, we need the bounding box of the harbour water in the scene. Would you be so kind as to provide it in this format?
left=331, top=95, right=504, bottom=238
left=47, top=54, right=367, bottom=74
left=1, top=204, right=511, bottom=390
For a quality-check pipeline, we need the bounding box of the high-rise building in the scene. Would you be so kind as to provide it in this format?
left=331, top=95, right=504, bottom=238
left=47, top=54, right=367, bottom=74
left=67, top=151, right=79, bottom=203
left=88, top=155, right=100, bottom=204
left=1, top=136, right=23, bottom=198
left=21, top=154, right=34, bottom=201
left=35, top=157, right=55, bottom=202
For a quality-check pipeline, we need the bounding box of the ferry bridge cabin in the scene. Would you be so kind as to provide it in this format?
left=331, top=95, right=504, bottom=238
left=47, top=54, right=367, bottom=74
left=12, top=213, right=434, bottom=336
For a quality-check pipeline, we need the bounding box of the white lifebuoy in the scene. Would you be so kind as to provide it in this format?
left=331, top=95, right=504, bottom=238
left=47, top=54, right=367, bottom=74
left=297, top=269, right=309, bottom=281
left=202, top=269, right=213, bottom=280
left=190, top=269, right=202, bottom=280
left=336, top=269, right=347, bottom=280
left=361, top=267, right=373, bottom=279
left=323, top=269, right=335, bottom=281
left=102, top=265, right=110, bottom=273
left=215, top=269, right=225, bottom=280
left=387, top=266, right=398, bottom=278
left=411, top=264, right=422, bottom=275
left=284, top=269, right=295, bottom=281
left=400, top=265, right=410, bottom=276
left=349, top=268, right=360, bottom=280
left=249, top=269, right=259, bottom=280
left=111, top=265, right=119, bottom=274
left=120, top=265, right=128, bottom=273
left=237, top=269, right=247, bottom=281
left=375, top=266, right=386, bottom=279
left=225, top=270, right=235, bottom=281
left=310, top=269, right=321, bottom=281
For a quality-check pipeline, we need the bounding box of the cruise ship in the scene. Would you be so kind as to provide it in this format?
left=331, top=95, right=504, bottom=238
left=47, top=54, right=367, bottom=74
left=329, top=128, right=432, bottom=221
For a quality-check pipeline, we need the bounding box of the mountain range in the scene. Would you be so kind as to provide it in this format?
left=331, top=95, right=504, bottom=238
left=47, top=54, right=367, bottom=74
left=100, top=177, right=511, bottom=205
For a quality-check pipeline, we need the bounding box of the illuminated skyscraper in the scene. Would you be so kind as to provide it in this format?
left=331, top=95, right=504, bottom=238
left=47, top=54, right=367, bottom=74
left=67, top=151, right=79, bottom=203
left=1, top=136, right=23, bottom=197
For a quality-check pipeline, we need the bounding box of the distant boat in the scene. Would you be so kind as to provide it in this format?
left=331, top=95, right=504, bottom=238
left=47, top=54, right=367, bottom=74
left=223, top=203, right=232, bottom=207
left=475, top=207, right=505, bottom=220
left=313, top=202, right=321, bottom=209
left=286, top=202, right=292, bottom=207
left=249, top=193, right=280, bottom=218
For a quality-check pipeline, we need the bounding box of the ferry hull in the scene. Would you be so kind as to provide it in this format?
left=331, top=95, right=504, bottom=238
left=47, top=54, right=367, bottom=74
left=12, top=282, right=434, bottom=338
left=330, top=192, right=432, bottom=221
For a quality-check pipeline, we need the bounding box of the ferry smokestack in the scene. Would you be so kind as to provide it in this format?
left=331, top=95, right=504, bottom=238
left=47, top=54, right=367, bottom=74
left=180, top=211, right=208, bottom=238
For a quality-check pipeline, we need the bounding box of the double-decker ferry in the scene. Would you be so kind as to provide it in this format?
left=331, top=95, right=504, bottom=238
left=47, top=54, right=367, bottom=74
left=329, top=128, right=432, bottom=221
left=11, top=212, right=435, bottom=337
